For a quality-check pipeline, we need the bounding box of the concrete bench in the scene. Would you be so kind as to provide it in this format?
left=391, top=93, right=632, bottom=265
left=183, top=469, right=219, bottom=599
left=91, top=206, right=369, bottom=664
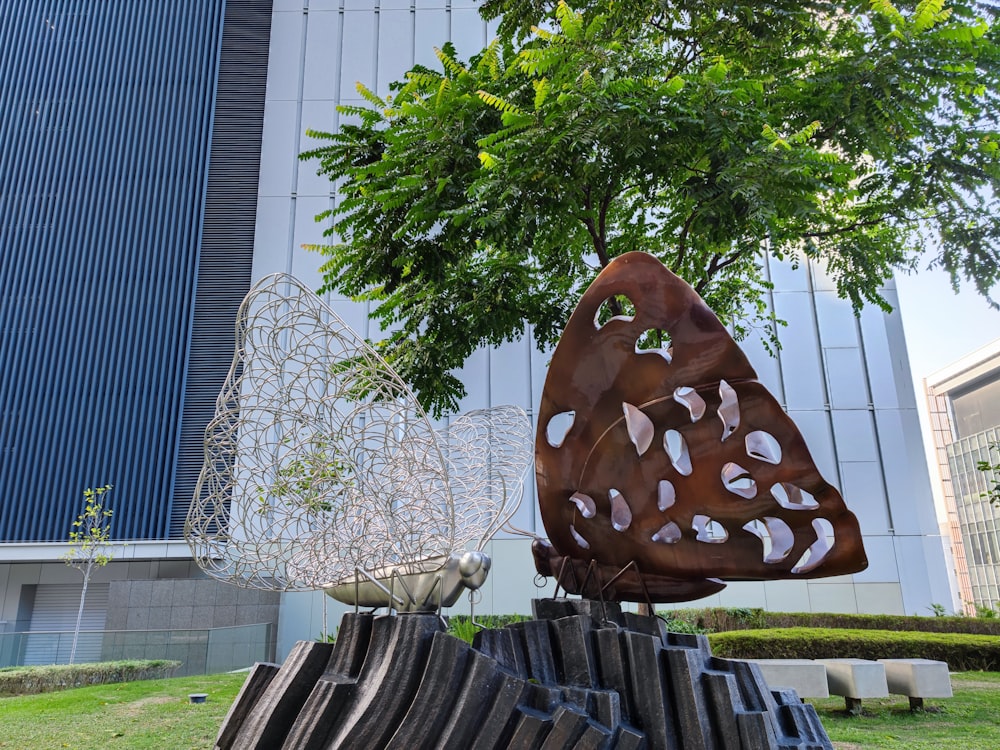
left=816, top=658, right=889, bottom=714
left=878, top=659, right=953, bottom=710
left=744, top=659, right=830, bottom=698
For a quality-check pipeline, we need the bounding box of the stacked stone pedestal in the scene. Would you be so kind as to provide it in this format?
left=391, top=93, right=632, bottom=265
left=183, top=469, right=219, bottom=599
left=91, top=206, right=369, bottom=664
left=215, top=599, right=832, bottom=749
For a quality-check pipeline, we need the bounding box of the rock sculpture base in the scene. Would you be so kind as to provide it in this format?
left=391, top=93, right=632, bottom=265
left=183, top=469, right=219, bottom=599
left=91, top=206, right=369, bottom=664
left=214, top=598, right=832, bottom=750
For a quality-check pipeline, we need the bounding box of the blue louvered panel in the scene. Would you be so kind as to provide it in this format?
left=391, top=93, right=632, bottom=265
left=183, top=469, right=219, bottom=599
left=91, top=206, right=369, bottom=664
left=0, top=1, right=226, bottom=541
left=168, top=0, right=273, bottom=537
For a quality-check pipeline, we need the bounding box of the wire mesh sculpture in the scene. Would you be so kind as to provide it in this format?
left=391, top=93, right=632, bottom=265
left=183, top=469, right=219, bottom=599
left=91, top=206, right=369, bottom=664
left=533, top=252, right=868, bottom=603
left=185, top=274, right=532, bottom=610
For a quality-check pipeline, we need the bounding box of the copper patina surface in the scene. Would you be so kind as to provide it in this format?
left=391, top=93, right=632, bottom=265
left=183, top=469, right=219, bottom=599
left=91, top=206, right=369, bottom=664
left=534, top=252, right=867, bottom=602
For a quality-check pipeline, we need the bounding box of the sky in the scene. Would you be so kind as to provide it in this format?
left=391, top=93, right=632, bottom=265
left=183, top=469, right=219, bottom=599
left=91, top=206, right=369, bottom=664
left=894, top=265, right=1000, bottom=519
left=896, top=266, right=1000, bottom=386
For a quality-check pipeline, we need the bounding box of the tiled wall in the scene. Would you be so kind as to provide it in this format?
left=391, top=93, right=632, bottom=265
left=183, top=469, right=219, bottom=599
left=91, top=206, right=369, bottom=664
left=104, top=578, right=279, bottom=632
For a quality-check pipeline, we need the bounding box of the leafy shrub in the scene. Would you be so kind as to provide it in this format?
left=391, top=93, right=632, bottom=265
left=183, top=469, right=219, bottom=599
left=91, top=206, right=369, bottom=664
left=447, top=614, right=531, bottom=643
left=659, top=616, right=710, bottom=635
left=0, top=659, right=181, bottom=696
left=661, top=608, right=1000, bottom=636
left=709, top=628, right=1000, bottom=671
left=659, top=607, right=767, bottom=633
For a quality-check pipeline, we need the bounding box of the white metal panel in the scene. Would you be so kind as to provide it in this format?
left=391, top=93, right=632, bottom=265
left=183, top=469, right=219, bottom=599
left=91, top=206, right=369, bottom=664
left=830, top=409, right=877, bottom=463
left=340, top=11, right=378, bottom=92
left=824, top=347, right=870, bottom=410
left=852, top=534, right=900, bottom=582
left=814, top=291, right=860, bottom=349
left=252, top=196, right=293, bottom=277
left=414, top=9, right=449, bottom=69
left=297, top=101, right=339, bottom=197
left=327, top=297, right=372, bottom=340
left=767, top=255, right=809, bottom=293
left=893, top=534, right=955, bottom=617
left=304, top=11, right=343, bottom=101
left=786, top=409, right=839, bottom=483
left=292, top=197, right=334, bottom=286
left=763, top=579, right=810, bottom=612
left=455, top=347, right=491, bottom=412
left=838, top=461, right=891, bottom=535
left=451, top=8, right=486, bottom=60
left=740, top=326, right=784, bottom=401
left=855, top=583, right=905, bottom=615
left=378, top=10, right=416, bottom=92
left=490, top=336, right=532, bottom=407
left=806, top=582, right=858, bottom=613
left=858, top=305, right=904, bottom=409
left=717, top=582, right=766, bottom=608
left=809, top=256, right=838, bottom=293
left=259, top=101, right=301, bottom=197
left=266, top=10, right=306, bottom=99
left=874, top=408, right=939, bottom=535
left=772, top=291, right=826, bottom=409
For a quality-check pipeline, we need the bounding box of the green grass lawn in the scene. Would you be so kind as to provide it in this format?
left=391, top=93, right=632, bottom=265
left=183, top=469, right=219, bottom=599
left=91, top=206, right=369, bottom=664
left=0, top=671, right=246, bottom=750
left=816, top=672, right=1000, bottom=749
left=1, top=670, right=998, bottom=749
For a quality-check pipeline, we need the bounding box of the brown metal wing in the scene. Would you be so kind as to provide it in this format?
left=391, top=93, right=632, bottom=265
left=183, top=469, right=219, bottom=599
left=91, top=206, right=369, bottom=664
left=534, top=252, right=867, bottom=602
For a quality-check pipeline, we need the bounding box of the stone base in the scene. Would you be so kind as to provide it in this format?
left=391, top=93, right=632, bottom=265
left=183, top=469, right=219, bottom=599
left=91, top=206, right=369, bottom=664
left=214, top=598, right=833, bottom=749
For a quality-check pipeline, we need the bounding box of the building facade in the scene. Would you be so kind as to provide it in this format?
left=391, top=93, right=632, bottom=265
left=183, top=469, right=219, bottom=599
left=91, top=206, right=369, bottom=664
left=927, top=339, right=1000, bottom=614
left=1, top=0, right=956, bottom=664
left=0, top=0, right=280, bottom=667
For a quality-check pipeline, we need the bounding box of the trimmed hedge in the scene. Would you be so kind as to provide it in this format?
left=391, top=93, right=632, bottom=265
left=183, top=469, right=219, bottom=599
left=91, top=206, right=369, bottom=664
left=0, top=659, right=181, bottom=696
left=708, top=627, right=1000, bottom=672
left=662, top=607, right=1000, bottom=636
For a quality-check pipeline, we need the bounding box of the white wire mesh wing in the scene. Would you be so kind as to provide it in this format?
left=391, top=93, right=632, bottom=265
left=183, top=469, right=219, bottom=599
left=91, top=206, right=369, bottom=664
left=186, top=274, right=455, bottom=590
left=185, top=274, right=533, bottom=593
left=441, top=406, right=534, bottom=551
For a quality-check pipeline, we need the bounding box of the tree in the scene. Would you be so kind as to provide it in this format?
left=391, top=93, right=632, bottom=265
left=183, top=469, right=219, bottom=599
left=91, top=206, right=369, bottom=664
left=62, top=485, right=116, bottom=664
left=979, top=443, right=1000, bottom=506
left=301, top=0, right=1000, bottom=417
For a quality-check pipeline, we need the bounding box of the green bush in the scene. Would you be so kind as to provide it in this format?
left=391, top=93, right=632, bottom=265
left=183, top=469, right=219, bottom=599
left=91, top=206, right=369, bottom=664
left=709, top=628, right=1000, bottom=671
left=0, top=659, right=181, bottom=696
left=660, top=608, right=1000, bottom=636
left=447, top=614, right=531, bottom=643
left=659, top=607, right=767, bottom=633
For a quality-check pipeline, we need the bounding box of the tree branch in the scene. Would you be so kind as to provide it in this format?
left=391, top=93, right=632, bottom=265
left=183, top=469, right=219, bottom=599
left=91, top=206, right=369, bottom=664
left=694, top=244, right=756, bottom=294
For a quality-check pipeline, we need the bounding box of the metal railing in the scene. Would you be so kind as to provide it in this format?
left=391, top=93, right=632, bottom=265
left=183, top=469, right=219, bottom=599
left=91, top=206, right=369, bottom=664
left=0, top=622, right=273, bottom=676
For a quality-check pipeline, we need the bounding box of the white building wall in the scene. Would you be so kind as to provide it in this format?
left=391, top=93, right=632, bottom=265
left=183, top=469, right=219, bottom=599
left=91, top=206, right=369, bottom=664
left=257, top=1, right=955, bottom=657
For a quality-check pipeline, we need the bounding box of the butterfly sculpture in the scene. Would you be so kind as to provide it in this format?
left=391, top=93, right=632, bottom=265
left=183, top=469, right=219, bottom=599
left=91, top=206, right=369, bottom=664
left=185, top=274, right=532, bottom=611
left=532, top=252, right=868, bottom=602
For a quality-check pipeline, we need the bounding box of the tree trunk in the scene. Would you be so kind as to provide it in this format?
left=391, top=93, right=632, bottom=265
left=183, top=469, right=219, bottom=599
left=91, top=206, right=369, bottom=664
left=69, top=567, right=91, bottom=665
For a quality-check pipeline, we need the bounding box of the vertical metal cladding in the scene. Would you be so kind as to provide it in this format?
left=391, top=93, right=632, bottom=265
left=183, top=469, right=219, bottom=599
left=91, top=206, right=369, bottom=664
left=0, top=0, right=268, bottom=541
left=168, top=0, right=273, bottom=537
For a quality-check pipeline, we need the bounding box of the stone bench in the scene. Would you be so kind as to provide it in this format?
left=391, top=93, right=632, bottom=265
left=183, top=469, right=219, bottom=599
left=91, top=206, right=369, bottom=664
left=878, top=658, right=953, bottom=710
left=816, top=658, right=889, bottom=714
left=743, top=659, right=830, bottom=698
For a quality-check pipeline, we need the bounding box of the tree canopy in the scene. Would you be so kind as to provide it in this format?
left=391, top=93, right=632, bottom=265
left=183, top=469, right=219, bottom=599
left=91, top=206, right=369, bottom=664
left=301, top=0, right=1000, bottom=417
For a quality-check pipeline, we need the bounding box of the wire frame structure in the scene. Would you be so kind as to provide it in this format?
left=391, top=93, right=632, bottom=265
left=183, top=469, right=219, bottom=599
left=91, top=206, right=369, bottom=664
left=185, top=274, right=532, bottom=595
